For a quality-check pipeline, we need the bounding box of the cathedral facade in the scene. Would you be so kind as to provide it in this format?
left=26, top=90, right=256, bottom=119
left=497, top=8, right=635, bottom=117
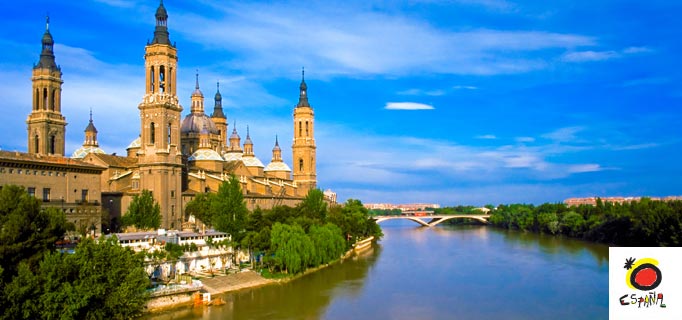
left=3, top=1, right=319, bottom=231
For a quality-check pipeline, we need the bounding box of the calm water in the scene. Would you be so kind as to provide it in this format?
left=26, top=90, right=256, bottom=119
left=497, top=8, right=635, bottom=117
left=147, top=221, right=609, bottom=320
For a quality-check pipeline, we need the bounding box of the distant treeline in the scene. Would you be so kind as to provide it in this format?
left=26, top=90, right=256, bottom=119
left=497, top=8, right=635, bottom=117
left=487, top=199, right=682, bottom=246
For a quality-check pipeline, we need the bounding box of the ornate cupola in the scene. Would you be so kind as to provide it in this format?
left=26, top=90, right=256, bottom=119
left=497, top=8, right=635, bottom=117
left=212, top=82, right=225, bottom=118
left=243, top=126, right=254, bottom=156
left=27, top=15, right=67, bottom=156
left=152, top=0, right=171, bottom=45
left=265, top=135, right=292, bottom=180
left=296, top=67, right=310, bottom=108
left=190, top=71, right=204, bottom=113
left=38, top=16, right=58, bottom=70
left=211, top=81, right=228, bottom=152
left=72, top=109, right=106, bottom=158
left=241, top=126, right=264, bottom=175
left=228, top=123, right=241, bottom=152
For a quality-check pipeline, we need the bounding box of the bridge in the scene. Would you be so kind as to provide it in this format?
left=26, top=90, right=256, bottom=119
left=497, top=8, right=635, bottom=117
left=372, top=214, right=489, bottom=227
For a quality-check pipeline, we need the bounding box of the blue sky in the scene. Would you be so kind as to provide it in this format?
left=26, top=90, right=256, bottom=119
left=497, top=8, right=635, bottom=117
left=1, top=0, right=681, bottom=206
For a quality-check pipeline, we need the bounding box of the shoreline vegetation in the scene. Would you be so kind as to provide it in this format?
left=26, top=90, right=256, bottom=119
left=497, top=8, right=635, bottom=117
left=369, top=198, right=682, bottom=247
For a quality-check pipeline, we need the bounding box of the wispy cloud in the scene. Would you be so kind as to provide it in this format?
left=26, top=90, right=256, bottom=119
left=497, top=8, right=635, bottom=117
left=397, top=88, right=447, bottom=96
left=172, top=2, right=594, bottom=77
left=93, top=0, right=136, bottom=8
left=453, top=85, right=478, bottom=90
left=562, top=46, right=653, bottom=63
left=476, top=134, right=497, bottom=139
left=516, top=136, right=535, bottom=143
left=385, top=102, right=435, bottom=110
left=541, top=126, right=584, bottom=143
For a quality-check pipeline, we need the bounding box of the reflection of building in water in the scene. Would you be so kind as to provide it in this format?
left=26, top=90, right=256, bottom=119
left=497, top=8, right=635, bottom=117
left=0, top=2, right=328, bottom=232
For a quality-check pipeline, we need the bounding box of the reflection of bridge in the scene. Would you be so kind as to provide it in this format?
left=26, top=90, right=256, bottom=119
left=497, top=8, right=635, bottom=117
left=372, top=215, right=489, bottom=227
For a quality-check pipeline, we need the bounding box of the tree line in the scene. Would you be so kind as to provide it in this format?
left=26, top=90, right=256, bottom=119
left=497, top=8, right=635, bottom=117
left=487, top=199, right=682, bottom=246
left=185, top=176, right=383, bottom=275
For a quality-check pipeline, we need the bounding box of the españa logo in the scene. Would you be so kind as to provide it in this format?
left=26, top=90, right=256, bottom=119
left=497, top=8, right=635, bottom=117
left=619, top=257, right=666, bottom=308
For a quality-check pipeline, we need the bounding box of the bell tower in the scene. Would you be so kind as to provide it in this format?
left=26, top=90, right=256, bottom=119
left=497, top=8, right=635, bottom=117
left=27, top=16, right=67, bottom=155
left=137, top=0, right=183, bottom=229
left=292, top=68, right=317, bottom=194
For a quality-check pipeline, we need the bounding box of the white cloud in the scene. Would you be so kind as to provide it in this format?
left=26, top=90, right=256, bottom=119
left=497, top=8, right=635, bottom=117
left=385, top=102, right=435, bottom=110
left=476, top=134, right=497, bottom=139
left=93, top=0, right=136, bottom=8
left=515, top=136, right=535, bottom=143
left=562, top=46, right=653, bottom=63
left=171, top=3, right=594, bottom=77
left=541, top=126, right=584, bottom=143
left=453, top=85, right=478, bottom=90
left=397, top=88, right=447, bottom=96
left=567, top=164, right=602, bottom=173
left=562, top=50, right=619, bottom=62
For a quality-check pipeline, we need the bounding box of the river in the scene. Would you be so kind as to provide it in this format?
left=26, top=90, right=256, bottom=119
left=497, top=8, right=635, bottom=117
left=147, top=220, right=609, bottom=319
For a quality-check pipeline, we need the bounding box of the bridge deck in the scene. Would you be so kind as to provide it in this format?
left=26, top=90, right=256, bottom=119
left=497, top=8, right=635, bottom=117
left=372, top=214, right=489, bottom=227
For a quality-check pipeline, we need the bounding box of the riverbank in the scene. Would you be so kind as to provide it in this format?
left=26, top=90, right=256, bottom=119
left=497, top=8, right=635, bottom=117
left=145, top=236, right=376, bottom=313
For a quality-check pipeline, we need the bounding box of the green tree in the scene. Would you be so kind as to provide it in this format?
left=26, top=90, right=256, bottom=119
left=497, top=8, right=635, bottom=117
left=269, top=223, right=314, bottom=274
left=298, top=188, right=327, bottom=221
left=0, top=185, right=67, bottom=281
left=185, top=192, right=214, bottom=227
left=309, top=223, right=346, bottom=265
left=212, top=175, right=248, bottom=242
left=3, top=236, right=149, bottom=320
left=122, top=189, right=161, bottom=230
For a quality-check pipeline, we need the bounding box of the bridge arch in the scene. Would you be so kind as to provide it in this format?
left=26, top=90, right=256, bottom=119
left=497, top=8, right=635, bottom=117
left=373, top=215, right=489, bottom=227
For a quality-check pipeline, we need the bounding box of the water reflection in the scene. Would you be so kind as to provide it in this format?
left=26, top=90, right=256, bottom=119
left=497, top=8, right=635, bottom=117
left=146, top=221, right=608, bottom=320
left=145, top=245, right=379, bottom=320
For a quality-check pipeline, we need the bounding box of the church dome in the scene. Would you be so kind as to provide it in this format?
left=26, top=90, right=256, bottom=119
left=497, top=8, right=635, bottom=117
left=242, top=155, right=264, bottom=168
left=188, top=149, right=223, bottom=161
left=127, top=136, right=141, bottom=149
left=223, top=151, right=243, bottom=162
left=264, top=161, right=291, bottom=172
left=71, top=146, right=106, bottom=159
left=181, top=113, right=219, bottom=134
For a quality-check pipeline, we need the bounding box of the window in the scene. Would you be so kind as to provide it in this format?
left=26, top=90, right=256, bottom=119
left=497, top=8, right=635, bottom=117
left=299, top=159, right=304, bottom=171
left=43, top=88, right=48, bottom=110
left=34, top=135, right=39, bottom=153
left=170, top=190, right=175, bottom=198
left=49, top=135, right=56, bottom=154
left=159, top=65, right=166, bottom=93
left=298, top=121, right=302, bottom=137
left=132, top=180, right=139, bottom=190
left=168, top=123, right=172, bottom=144
left=42, top=188, right=51, bottom=202
left=27, top=187, right=35, bottom=197
left=150, top=122, right=156, bottom=144
left=17, top=169, right=22, bottom=174
left=50, top=89, right=56, bottom=111
left=305, top=121, right=309, bottom=136
left=150, top=66, right=155, bottom=93
left=81, top=189, right=89, bottom=203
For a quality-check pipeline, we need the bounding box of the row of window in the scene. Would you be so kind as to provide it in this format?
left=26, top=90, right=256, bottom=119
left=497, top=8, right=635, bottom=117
left=0, top=168, right=65, bottom=176
left=26, top=187, right=88, bottom=202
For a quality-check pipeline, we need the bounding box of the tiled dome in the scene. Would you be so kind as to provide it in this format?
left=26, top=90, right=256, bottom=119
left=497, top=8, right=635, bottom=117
left=189, top=149, right=223, bottom=161
left=71, top=146, right=106, bottom=159
left=264, top=161, right=291, bottom=172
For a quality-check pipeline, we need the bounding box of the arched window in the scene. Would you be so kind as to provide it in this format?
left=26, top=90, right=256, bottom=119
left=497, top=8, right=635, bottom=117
left=299, top=158, right=304, bottom=172
left=34, top=89, right=39, bottom=110
left=159, top=65, right=166, bottom=93
left=49, top=135, right=56, bottom=154
left=43, top=88, right=48, bottom=110
left=50, top=89, right=56, bottom=111
left=150, top=122, right=156, bottom=144
left=305, top=121, right=309, bottom=136
left=167, top=122, right=172, bottom=144
left=34, top=135, right=39, bottom=152
left=150, top=66, right=155, bottom=93
left=169, top=67, right=173, bottom=93
left=298, top=121, right=302, bottom=137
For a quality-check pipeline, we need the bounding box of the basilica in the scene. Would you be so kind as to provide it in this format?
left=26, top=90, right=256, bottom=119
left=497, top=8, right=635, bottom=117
left=0, top=1, right=319, bottom=231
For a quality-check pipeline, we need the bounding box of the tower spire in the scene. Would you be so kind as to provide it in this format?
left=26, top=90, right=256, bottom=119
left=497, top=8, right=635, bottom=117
left=297, top=67, right=310, bottom=108
left=152, top=0, right=171, bottom=45
left=195, top=70, right=199, bottom=90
